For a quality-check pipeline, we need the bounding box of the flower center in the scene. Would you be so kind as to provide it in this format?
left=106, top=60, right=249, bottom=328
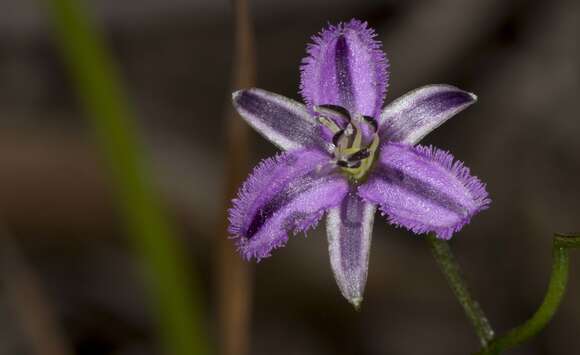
left=314, top=105, right=380, bottom=181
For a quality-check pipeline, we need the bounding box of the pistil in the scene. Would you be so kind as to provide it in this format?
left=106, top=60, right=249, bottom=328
left=315, top=106, right=380, bottom=181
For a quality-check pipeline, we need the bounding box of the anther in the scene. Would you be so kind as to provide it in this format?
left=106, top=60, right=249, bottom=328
left=348, top=161, right=362, bottom=169
left=315, top=104, right=352, bottom=122
left=347, top=149, right=370, bottom=162
left=337, top=160, right=361, bottom=169
left=332, top=130, right=344, bottom=146
left=363, top=115, right=378, bottom=132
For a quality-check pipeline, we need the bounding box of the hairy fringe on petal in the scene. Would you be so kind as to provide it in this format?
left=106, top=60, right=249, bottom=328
left=379, top=209, right=465, bottom=240
left=293, top=209, right=325, bottom=236
left=239, top=233, right=289, bottom=262
left=413, top=144, right=491, bottom=213
left=299, top=19, right=389, bottom=115
left=227, top=151, right=341, bottom=261
left=227, top=153, right=285, bottom=237
left=374, top=143, right=490, bottom=240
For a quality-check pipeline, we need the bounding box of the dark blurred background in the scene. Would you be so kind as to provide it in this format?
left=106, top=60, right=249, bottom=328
left=0, top=0, right=579, bottom=354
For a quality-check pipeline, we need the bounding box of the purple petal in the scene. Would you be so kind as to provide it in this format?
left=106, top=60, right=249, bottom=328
left=378, top=85, right=477, bottom=144
left=229, top=149, right=349, bottom=261
left=233, top=89, right=329, bottom=152
left=300, top=19, right=389, bottom=117
left=359, top=143, right=490, bottom=239
left=326, top=188, right=376, bottom=308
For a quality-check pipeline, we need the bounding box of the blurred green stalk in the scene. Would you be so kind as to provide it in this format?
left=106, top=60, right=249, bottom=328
left=476, top=233, right=580, bottom=355
left=429, top=232, right=580, bottom=355
left=44, top=1, right=209, bottom=354
left=427, top=235, right=495, bottom=346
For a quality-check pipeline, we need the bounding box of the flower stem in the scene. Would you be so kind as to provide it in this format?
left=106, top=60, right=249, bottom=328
left=44, top=1, right=209, bottom=354
left=426, top=234, right=495, bottom=346
left=476, top=233, right=580, bottom=355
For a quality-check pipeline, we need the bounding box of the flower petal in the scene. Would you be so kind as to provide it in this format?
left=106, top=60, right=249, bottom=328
left=233, top=88, right=329, bottom=151
left=326, top=188, right=376, bottom=308
left=300, top=19, right=389, bottom=117
left=358, top=143, right=490, bottom=239
left=378, top=85, right=477, bottom=144
left=229, top=149, right=349, bottom=261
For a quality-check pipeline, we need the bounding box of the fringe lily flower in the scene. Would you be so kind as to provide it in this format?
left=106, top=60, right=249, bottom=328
left=229, top=19, right=490, bottom=308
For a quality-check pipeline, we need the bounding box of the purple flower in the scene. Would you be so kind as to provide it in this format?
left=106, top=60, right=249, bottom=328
left=229, top=19, right=490, bottom=308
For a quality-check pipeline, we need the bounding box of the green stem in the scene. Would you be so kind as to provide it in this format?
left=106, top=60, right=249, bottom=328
left=427, top=235, right=495, bottom=346
left=44, top=1, right=209, bottom=354
left=477, top=234, right=580, bottom=355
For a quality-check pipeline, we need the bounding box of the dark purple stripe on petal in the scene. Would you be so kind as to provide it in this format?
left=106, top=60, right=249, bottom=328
left=371, top=166, right=469, bottom=217
left=300, top=19, right=389, bottom=117
left=229, top=149, right=349, bottom=261
left=379, top=85, right=477, bottom=144
left=358, top=143, right=490, bottom=239
left=233, top=88, right=329, bottom=152
left=246, top=174, right=339, bottom=239
left=327, top=188, right=375, bottom=308
left=334, top=36, right=355, bottom=111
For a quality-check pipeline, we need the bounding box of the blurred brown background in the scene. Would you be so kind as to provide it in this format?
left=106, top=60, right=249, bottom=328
left=0, top=0, right=579, bottom=354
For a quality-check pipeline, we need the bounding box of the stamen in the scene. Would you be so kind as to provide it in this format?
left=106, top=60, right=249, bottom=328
left=350, top=118, right=362, bottom=149
left=332, top=130, right=344, bottom=146
left=347, top=161, right=362, bottom=169
left=344, top=123, right=354, bottom=136
left=315, top=104, right=381, bottom=181
left=315, top=104, right=352, bottom=122
left=346, top=149, right=370, bottom=162
left=317, top=116, right=341, bottom=134
left=363, top=115, right=378, bottom=132
left=337, top=160, right=361, bottom=169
